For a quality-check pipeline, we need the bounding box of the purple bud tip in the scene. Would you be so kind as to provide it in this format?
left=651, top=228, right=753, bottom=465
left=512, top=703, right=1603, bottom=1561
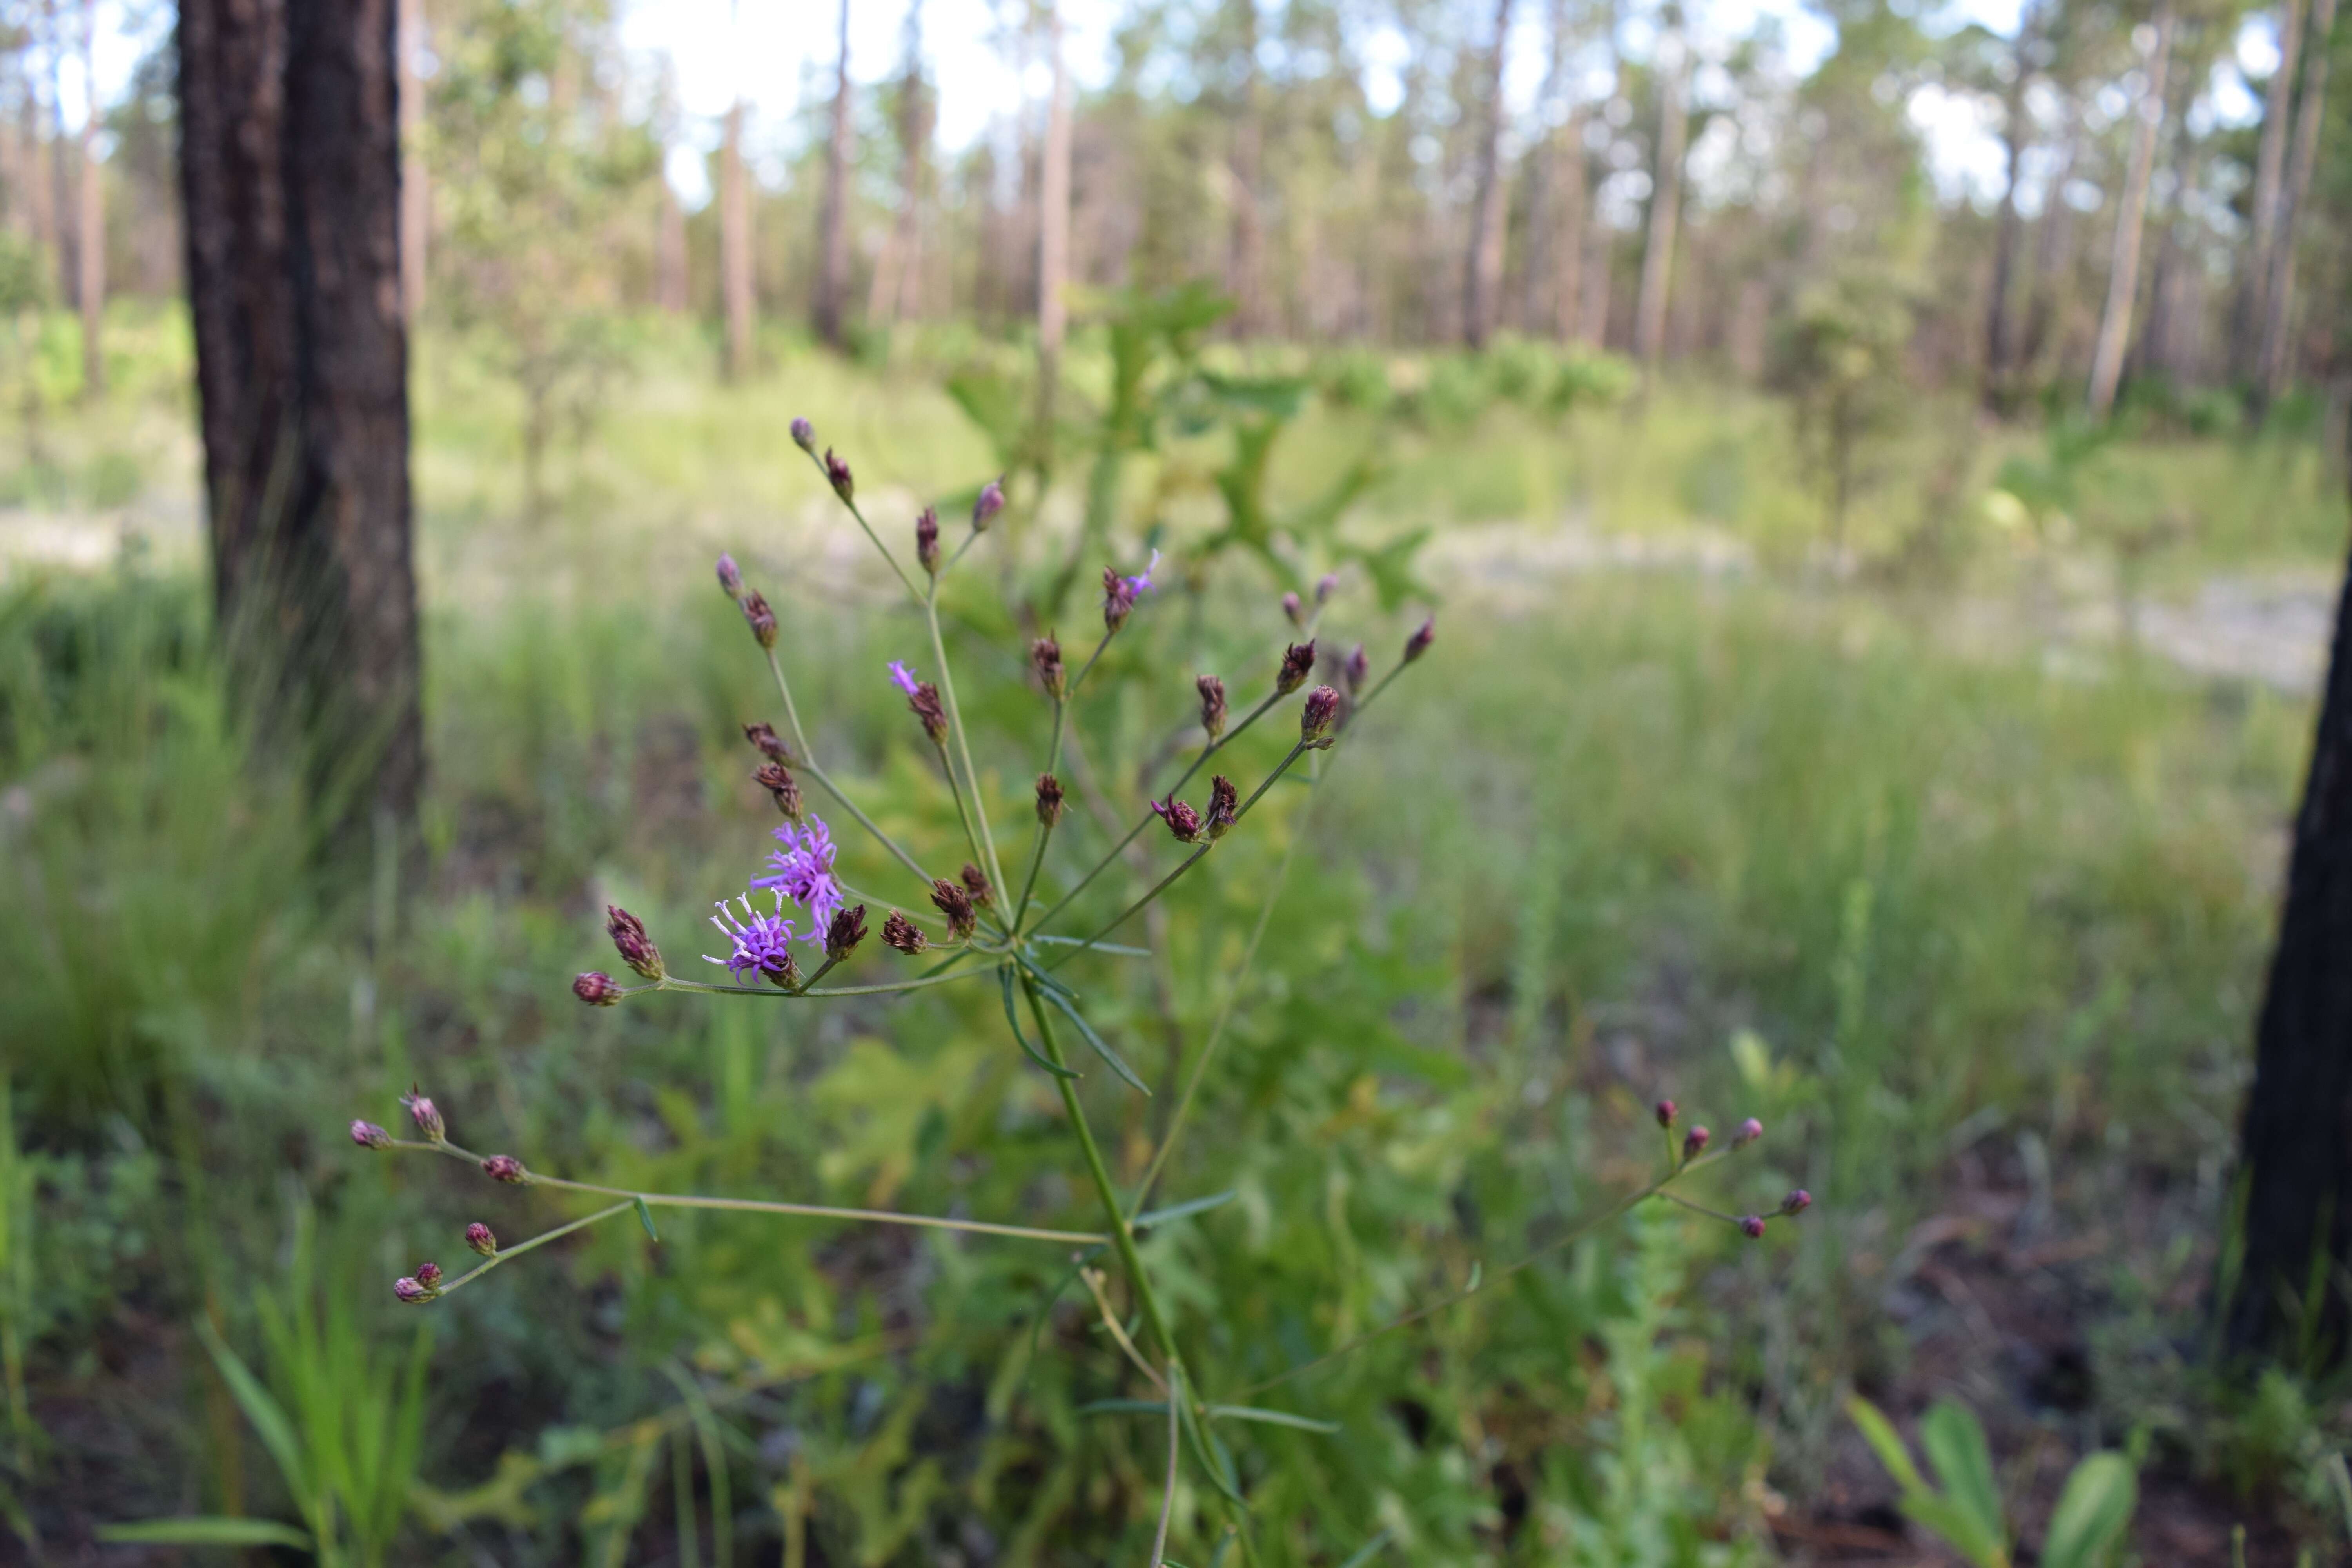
left=791, top=417, right=815, bottom=452
left=394, top=1276, right=432, bottom=1304
left=466, top=1222, right=498, bottom=1257
left=401, top=1086, right=444, bottom=1141
left=1738, top=1214, right=1767, bottom=1240
left=1300, top=685, right=1340, bottom=745
left=973, top=476, right=1005, bottom=531
left=1682, top=1125, right=1710, bottom=1161
left=415, top=1261, right=443, bottom=1288
left=716, top=553, right=744, bottom=598
left=481, top=1154, right=526, bottom=1183
left=888, top=659, right=920, bottom=695
left=574, top=971, right=621, bottom=1007
left=1404, top=617, right=1435, bottom=663
left=1734, top=1117, right=1764, bottom=1147
left=1782, top=1189, right=1812, bottom=1217
left=350, top=1119, right=392, bottom=1150
left=1315, top=572, right=1339, bottom=603
left=1654, top=1098, right=1677, bottom=1129
left=1282, top=591, right=1303, bottom=626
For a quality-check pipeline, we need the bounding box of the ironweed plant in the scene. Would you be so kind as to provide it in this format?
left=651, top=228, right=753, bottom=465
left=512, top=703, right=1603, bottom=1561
left=346, top=420, right=1805, bottom=1559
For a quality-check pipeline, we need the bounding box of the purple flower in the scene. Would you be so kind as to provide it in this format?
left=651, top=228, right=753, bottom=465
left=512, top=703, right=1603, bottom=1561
left=1128, top=549, right=1161, bottom=595
left=350, top=1120, right=392, bottom=1150
left=705, top=893, right=802, bottom=986
left=1102, top=550, right=1161, bottom=632
left=888, top=660, right=920, bottom=695
left=753, top=816, right=844, bottom=942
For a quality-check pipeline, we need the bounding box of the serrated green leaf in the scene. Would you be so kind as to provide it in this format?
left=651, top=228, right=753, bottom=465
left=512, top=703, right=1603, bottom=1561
left=100, top=1517, right=316, bottom=1550
left=2040, top=1452, right=2135, bottom=1568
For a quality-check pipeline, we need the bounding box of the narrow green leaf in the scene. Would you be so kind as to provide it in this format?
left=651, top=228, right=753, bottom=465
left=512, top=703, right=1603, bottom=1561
left=193, top=1319, right=310, bottom=1505
left=1846, top=1396, right=1928, bottom=1495
left=1920, top=1400, right=2007, bottom=1555
left=635, top=1196, right=660, bottom=1243
left=1016, top=961, right=1081, bottom=1000
left=1132, top=1190, right=1238, bottom=1230
left=100, top=1517, right=316, bottom=1550
left=1177, top=1395, right=1247, bottom=1505
left=1042, top=988, right=1151, bottom=1096
left=1029, top=935, right=1151, bottom=956
left=1077, top=1399, right=1171, bottom=1417
left=1207, top=1404, right=1341, bottom=1434
left=1002, top=967, right=1081, bottom=1080
left=1336, top=1528, right=1396, bottom=1568
left=2040, top=1452, right=2136, bottom=1568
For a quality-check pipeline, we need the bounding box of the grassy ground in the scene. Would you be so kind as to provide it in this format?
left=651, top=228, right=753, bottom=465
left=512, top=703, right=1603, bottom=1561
left=1, top=306, right=2346, bottom=1563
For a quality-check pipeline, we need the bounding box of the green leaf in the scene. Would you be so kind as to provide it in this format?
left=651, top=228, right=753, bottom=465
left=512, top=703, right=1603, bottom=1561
left=1846, top=1397, right=1927, bottom=1495
left=1206, top=1404, right=1341, bottom=1434
left=1920, top=1400, right=2007, bottom=1553
left=100, top=1517, right=316, bottom=1550
left=634, top=1196, right=659, bottom=1243
left=2040, top=1452, right=2136, bottom=1568
left=1131, top=1191, right=1238, bottom=1230
left=1336, top=1528, right=1396, bottom=1568
left=1029, top=935, right=1151, bottom=956
left=1077, top=1398, right=1171, bottom=1417
left=1000, top=967, right=1080, bottom=1080
left=193, top=1318, right=310, bottom=1507
left=1040, top=988, right=1151, bottom=1096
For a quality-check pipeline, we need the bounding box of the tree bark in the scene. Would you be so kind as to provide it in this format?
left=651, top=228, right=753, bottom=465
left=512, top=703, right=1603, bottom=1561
left=868, top=2, right=930, bottom=330
left=2236, top=0, right=2305, bottom=387
left=73, top=0, right=98, bottom=397
left=2230, top=456, right=2352, bottom=1365
left=177, top=0, right=423, bottom=840
left=1461, top=0, right=1514, bottom=348
left=2085, top=0, right=2173, bottom=420
left=1520, top=0, right=1581, bottom=338
left=1982, top=5, right=2035, bottom=412
left=2255, top=0, right=2337, bottom=416
left=720, top=97, right=753, bottom=379
left=1227, top=0, right=1265, bottom=336
left=1035, top=6, right=1071, bottom=439
left=655, top=167, right=686, bottom=313
left=1632, top=32, right=1688, bottom=374
left=2019, top=105, right=2078, bottom=380
left=396, top=0, right=426, bottom=324
left=813, top=0, right=851, bottom=349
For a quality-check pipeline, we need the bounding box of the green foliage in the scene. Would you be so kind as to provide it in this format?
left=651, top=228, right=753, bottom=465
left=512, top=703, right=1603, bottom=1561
left=1774, top=272, right=1916, bottom=547
left=1849, top=1396, right=2136, bottom=1568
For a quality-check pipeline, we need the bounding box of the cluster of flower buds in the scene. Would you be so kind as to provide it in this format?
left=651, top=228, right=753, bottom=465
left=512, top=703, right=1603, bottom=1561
left=466, top=1222, right=498, bottom=1258
left=1300, top=686, right=1340, bottom=748
left=394, top=1262, right=442, bottom=1304
left=825, top=903, right=868, bottom=962
left=716, top=552, right=745, bottom=599
left=402, top=1087, right=444, bottom=1143
left=972, top=477, right=1004, bottom=532
left=1655, top=1097, right=1810, bottom=1241
left=605, top=905, right=663, bottom=980
left=1276, top=641, right=1316, bottom=695
left=930, top=878, right=977, bottom=941
left=882, top=910, right=928, bottom=955
left=1196, top=675, right=1227, bottom=740
left=1035, top=773, right=1065, bottom=827
left=1032, top=637, right=1065, bottom=699
left=915, top=507, right=941, bottom=575
left=574, top=971, right=621, bottom=1006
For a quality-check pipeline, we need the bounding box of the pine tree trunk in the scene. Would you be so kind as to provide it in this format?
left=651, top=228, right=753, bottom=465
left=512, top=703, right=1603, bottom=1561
left=813, top=0, right=851, bottom=349
left=2255, top=0, right=2336, bottom=416
left=1035, top=7, right=1071, bottom=440
left=178, top=0, right=423, bottom=842
left=1982, top=9, right=2034, bottom=411
left=2085, top=0, right=2174, bottom=420
left=1632, top=36, right=1688, bottom=373
left=2230, top=471, right=2352, bottom=1364
left=1461, top=0, right=1514, bottom=348
left=1227, top=0, right=1264, bottom=337
left=397, top=0, right=426, bottom=324
left=720, top=98, right=753, bottom=379
left=73, top=0, right=98, bottom=398
left=655, top=169, right=686, bottom=313
left=2236, top=0, right=2305, bottom=387
left=869, top=5, right=930, bottom=330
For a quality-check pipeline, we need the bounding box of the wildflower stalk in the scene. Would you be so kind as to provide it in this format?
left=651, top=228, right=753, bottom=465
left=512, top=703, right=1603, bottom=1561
left=764, top=649, right=938, bottom=896
left=427, top=1201, right=637, bottom=1301
left=1013, top=625, right=1121, bottom=927
left=1151, top=1363, right=1181, bottom=1568
left=924, top=587, right=1013, bottom=907
left=626, top=969, right=983, bottom=1001
left=797, top=448, right=925, bottom=606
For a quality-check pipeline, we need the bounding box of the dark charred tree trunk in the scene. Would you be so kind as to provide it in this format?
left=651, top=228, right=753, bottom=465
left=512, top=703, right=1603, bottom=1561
left=178, top=0, right=423, bottom=846
left=2231, top=470, right=2352, bottom=1364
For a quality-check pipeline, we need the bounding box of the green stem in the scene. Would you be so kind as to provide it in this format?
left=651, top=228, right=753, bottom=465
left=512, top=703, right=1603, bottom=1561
left=926, top=590, right=1013, bottom=904
left=428, top=1201, right=635, bottom=1300
left=652, top=971, right=981, bottom=1000
left=761, top=647, right=936, bottom=896
left=1046, top=847, right=1212, bottom=970
left=800, top=451, right=924, bottom=605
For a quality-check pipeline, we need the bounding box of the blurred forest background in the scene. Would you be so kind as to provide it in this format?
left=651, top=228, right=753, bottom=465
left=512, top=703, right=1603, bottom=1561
left=4, top=0, right=2352, bottom=1561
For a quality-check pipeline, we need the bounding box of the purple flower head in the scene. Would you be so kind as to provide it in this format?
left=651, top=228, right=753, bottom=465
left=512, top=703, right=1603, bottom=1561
left=1343, top=643, right=1370, bottom=696
left=1101, top=551, right=1160, bottom=632
left=888, top=660, right=920, bottom=695
left=753, top=817, right=844, bottom=943
left=415, top=1261, right=443, bottom=1289
left=394, top=1275, right=435, bottom=1305
left=1682, top=1125, right=1710, bottom=1161
left=973, top=475, right=1005, bottom=532
left=1404, top=616, right=1435, bottom=664
left=1738, top=1214, right=1768, bottom=1240
left=481, top=1154, right=526, bottom=1183
left=574, top=971, right=620, bottom=1006
left=1282, top=591, right=1303, bottom=627
left=1732, top=1116, right=1764, bottom=1148
left=716, top=553, right=744, bottom=599
left=791, top=417, right=815, bottom=452
left=1315, top=571, right=1340, bottom=604
left=350, top=1119, right=392, bottom=1150
left=1781, top=1189, right=1813, bottom=1217
left=402, top=1086, right=444, bottom=1142
left=466, top=1222, right=499, bottom=1257
left=705, top=893, right=803, bottom=987
left=1127, top=549, right=1161, bottom=595
left=1150, top=794, right=1204, bottom=844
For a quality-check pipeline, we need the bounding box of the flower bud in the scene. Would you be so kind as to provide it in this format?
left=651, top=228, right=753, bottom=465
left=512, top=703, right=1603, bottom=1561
left=1654, top=1098, right=1677, bottom=1129
left=466, top=1222, right=498, bottom=1257
left=1276, top=640, right=1316, bottom=695
left=973, top=476, right=1005, bottom=532
left=606, top=905, right=663, bottom=980
left=915, top=506, right=941, bottom=575
left=1780, top=1189, right=1812, bottom=1218
left=1300, top=685, right=1340, bottom=747
left=402, top=1087, right=444, bottom=1142
left=905, top=681, right=948, bottom=746
left=1282, top=591, right=1303, bottom=626
left=1731, top=1117, right=1764, bottom=1149
left=741, top=590, right=778, bottom=650
left=1035, top=773, right=1065, bottom=827
left=930, top=878, right=977, bottom=941
left=1196, top=674, right=1227, bottom=740
left=826, top=903, right=868, bottom=962
left=755, top=761, right=804, bottom=821
left=394, top=1274, right=436, bottom=1305
left=771, top=949, right=804, bottom=990
left=1315, top=572, right=1339, bottom=604
left=416, top=1261, right=443, bottom=1289
left=350, top=1119, right=393, bottom=1150
left=1103, top=566, right=1139, bottom=633
left=742, top=720, right=790, bottom=762
left=1203, top=775, right=1239, bottom=840
left=960, top=862, right=994, bottom=909
left=1150, top=795, right=1204, bottom=844
left=791, top=417, right=815, bottom=453
left=481, top=1154, right=526, bottom=1183
left=1404, top=617, right=1435, bottom=664
left=716, top=553, right=744, bottom=599
left=823, top=447, right=854, bottom=502
left=1738, top=1214, right=1767, bottom=1240
left=1032, top=637, right=1065, bottom=699
left=1343, top=643, right=1369, bottom=696
left=574, top=971, right=621, bottom=1007
left=1682, top=1126, right=1710, bottom=1162
left=882, top=910, right=928, bottom=955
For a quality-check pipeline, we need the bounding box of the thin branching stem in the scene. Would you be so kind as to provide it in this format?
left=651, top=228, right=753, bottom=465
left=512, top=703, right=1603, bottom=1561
left=1151, top=1363, right=1180, bottom=1568
left=925, top=589, right=1013, bottom=902
left=428, top=1201, right=636, bottom=1300
left=762, top=649, right=937, bottom=895
left=799, top=450, right=924, bottom=606
left=649, top=971, right=982, bottom=1000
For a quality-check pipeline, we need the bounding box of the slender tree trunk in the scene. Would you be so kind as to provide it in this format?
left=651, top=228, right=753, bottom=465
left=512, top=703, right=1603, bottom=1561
left=1982, top=8, right=2035, bottom=412
left=2085, top=0, right=2174, bottom=420
left=869, top=4, right=929, bottom=330
left=2237, top=0, right=2305, bottom=386
left=2132, top=49, right=2203, bottom=386
left=45, top=0, right=68, bottom=303
left=73, top=0, right=98, bottom=398
left=396, top=0, right=426, bottom=324
left=1632, top=32, right=1689, bottom=374
left=20, top=46, right=51, bottom=267
left=813, top=0, right=851, bottom=349
left=1461, top=0, right=1514, bottom=347
left=2256, top=0, right=2337, bottom=416
left=2020, top=107, right=2078, bottom=380
left=1035, top=6, right=1071, bottom=441
left=177, top=0, right=423, bottom=841
left=1521, top=0, right=1579, bottom=338
left=1227, top=0, right=1264, bottom=336
left=2230, top=458, right=2352, bottom=1365
left=655, top=169, right=686, bottom=313
left=720, top=97, right=753, bottom=379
